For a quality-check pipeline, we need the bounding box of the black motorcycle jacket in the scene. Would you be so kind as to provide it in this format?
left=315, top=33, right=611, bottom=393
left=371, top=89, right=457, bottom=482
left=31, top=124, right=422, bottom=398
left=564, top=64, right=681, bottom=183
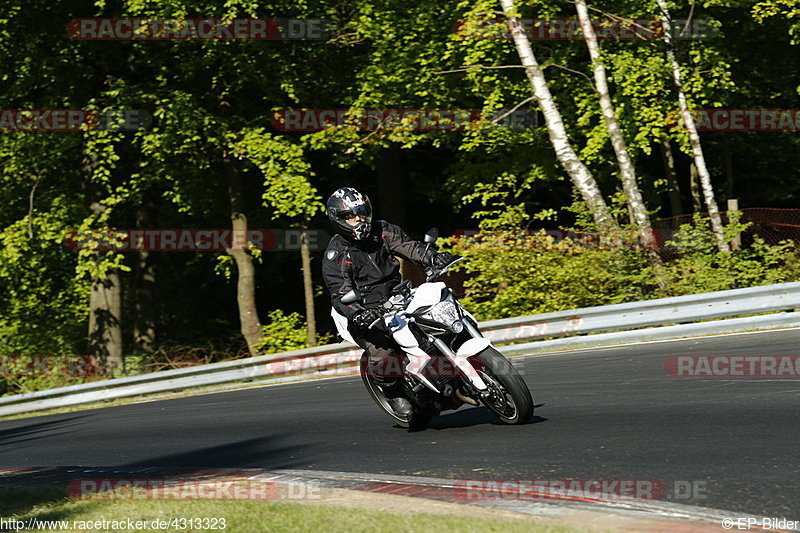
left=322, top=220, right=435, bottom=321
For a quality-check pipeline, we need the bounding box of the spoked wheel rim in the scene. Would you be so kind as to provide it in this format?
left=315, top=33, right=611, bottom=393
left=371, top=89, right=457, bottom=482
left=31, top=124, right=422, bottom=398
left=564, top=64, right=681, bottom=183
left=479, top=370, right=518, bottom=420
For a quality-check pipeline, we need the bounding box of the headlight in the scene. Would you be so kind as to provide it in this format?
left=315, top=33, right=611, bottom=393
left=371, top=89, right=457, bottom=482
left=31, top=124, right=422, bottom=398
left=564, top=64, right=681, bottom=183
left=424, top=300, right=460, bottom=328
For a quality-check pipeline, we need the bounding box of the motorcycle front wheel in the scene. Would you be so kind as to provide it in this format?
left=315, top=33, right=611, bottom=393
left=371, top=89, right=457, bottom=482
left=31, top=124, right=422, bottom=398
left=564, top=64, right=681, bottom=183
left=476, top=347, right=534, bottom=424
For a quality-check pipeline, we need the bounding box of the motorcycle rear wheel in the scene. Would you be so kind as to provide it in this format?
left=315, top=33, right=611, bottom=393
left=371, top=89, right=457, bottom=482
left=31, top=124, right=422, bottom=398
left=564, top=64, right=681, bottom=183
left=360, top=355, right=435, bottom=429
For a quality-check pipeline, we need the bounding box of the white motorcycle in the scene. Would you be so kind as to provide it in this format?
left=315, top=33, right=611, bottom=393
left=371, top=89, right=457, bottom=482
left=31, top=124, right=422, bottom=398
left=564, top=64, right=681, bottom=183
left=333, top=229, right=534, bottom=429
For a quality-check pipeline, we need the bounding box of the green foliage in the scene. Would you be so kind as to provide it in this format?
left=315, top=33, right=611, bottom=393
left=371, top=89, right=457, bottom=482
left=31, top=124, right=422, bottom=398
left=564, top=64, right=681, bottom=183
left=0, top=355, right=99, bottom=396
left=460, top=172, right=536, bottom=229
left=230, top=129, right=323, bottom=221
left=0, top=204, right=89, bottom=357
left=653, top=214, right=800, bottom=296
left=446, top=229, right=651, bottom=320
left=2, top=0, right=800, bottom=397
left=256, top=310, right=312, bottom=354
left=447, top=212, right=800, bottom=321
left=753, top=0, right=800, bottom=44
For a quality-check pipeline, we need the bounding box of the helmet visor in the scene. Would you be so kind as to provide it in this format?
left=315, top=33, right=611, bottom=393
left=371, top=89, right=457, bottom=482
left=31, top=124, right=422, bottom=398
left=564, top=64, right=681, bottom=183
left=334, top=197, right=372, bottom=224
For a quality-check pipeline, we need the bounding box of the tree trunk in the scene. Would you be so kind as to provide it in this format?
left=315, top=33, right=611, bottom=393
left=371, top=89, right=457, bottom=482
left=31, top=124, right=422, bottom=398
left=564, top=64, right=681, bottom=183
left=133, top=202, right=156, bottom=354
left=88, top=269, right=123, bottom=375
left=377, top=146, right=414, bottom=279
left=656, top=0, right=729, bottom=252
left=575, top=0, right=657, bottom=254
left=689, top=161, right=703, bottom=212
left=723, top=135, right=734, bottom=200
left=377, top=146, right=407, bottom=228
left=498, top=0, right=617, bottom=233
left=225, top=152, right=263, bottom=355
left=659, top=138, right=684, bottom=217
left=84, top=153, right=123, bottom=375
left=300, top=229, right=317, bottom=347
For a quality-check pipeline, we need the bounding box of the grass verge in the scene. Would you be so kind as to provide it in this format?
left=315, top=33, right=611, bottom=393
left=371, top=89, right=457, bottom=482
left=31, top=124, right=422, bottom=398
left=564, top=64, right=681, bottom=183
left=0, top=487, right=580, bottom=533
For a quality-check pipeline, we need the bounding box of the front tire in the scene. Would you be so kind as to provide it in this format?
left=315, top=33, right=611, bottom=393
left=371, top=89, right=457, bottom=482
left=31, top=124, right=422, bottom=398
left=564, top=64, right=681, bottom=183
left=360, top=354, right=434, bottom=429
left=477, top=347, right=533, bottom=424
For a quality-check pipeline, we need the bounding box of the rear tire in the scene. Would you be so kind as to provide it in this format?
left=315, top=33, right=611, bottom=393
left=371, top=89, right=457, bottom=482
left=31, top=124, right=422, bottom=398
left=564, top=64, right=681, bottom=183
left=477, top=347, right=533, bottom=424
left=360, top=354, right=435, bottom=429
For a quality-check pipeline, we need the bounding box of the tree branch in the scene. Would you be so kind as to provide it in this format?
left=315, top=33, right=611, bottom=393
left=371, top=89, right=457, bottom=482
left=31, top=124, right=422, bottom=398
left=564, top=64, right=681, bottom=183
left=28, top=175, right=41, bottom=239
left=490, top=96, right=536, bottom=124
left=561, top=0, right=662, bottom=43
left=543, top=62, right=595, bottom=88
left=679, top=1, right=696, bottom=38
left=432, top=64, right=527, bottom=75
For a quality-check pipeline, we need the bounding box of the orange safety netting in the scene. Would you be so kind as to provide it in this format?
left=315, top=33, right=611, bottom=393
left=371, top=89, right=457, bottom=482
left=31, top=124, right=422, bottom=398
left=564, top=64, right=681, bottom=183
left=653, top=208, right=800, bottom=242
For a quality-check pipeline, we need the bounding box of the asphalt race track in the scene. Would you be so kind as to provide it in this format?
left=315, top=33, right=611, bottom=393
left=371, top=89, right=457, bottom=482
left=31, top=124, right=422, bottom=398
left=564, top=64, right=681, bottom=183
left=1, top=329, right=798, bottom=517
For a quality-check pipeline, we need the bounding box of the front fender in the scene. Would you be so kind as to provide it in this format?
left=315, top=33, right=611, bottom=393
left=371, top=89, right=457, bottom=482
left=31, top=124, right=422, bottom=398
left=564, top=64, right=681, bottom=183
left=450, top=338, right=491, bottom=391
left=455, top=337, right=491, bottom=356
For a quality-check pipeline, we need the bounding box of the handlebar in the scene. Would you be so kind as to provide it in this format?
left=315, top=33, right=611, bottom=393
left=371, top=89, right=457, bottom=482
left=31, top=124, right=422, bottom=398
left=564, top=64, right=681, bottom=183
left=425, top=257, right=465, bottom=282
left=367, top=256, right=465, bottom=328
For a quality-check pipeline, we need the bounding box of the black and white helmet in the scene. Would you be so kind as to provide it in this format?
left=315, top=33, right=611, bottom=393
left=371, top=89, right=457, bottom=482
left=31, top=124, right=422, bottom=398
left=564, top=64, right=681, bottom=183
left=327, top=187, right=373, bottom=240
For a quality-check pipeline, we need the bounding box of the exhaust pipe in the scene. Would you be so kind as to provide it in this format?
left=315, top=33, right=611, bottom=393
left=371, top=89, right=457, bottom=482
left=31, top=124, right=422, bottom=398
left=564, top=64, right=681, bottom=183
left=455, top=388, right=479, bottom=406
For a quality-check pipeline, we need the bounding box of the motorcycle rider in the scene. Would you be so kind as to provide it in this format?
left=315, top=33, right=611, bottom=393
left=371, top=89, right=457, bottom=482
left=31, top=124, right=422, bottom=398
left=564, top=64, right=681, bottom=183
left=322, top=187, right=453, bottom=418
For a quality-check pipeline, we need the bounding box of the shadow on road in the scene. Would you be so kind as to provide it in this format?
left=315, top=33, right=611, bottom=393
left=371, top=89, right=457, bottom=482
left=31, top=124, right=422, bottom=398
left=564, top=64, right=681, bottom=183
left=0, top=415, right=92, bottom=447
left=0, top=433, right=310, bottom=517
left=410, top=405, right=548, bottom=431
left=122, top=435, right=308, bottom=470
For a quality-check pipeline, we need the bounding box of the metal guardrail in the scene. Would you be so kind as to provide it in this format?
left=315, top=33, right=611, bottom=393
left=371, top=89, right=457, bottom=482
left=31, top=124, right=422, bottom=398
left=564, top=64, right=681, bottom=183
left=0, top=345, right=363, bottom=417
left=2, top=282, right=800, bottom=417
left=478, top=281, right=800, bottom=342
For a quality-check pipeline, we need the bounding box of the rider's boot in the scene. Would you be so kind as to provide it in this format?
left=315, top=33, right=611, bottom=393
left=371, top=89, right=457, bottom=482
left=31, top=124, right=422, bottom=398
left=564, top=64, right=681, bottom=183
left=374, top=376, right=413, bottom=418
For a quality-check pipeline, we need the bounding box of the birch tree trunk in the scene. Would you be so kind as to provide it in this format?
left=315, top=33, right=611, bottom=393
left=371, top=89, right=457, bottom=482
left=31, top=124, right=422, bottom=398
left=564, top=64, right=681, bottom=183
left=575, top=0, right=656, bottom=251
left=498, top=0, right=616, bottom=233
left=656, top=0, right=729, bottom=252
left=225, top=153, right=263, bottom=355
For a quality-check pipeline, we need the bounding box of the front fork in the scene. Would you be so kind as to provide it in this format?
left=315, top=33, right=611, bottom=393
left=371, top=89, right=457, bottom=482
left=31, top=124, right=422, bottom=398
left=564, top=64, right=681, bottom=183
left=430, top=321, right=490, bottom=394
left=462, top=317, right=482, bottom=339
left=396, top=314, right=490, bottom=397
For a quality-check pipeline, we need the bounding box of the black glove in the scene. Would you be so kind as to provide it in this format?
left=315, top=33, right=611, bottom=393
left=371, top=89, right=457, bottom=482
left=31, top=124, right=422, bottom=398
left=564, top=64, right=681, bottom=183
left=352, top=308, right=382, bottom=329
left=431, top=251, right=454, bottom=268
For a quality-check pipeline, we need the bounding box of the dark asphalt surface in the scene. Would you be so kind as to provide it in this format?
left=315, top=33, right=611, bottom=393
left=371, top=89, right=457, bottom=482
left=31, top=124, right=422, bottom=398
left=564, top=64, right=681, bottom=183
left=1, top=329, right=798, bottom=517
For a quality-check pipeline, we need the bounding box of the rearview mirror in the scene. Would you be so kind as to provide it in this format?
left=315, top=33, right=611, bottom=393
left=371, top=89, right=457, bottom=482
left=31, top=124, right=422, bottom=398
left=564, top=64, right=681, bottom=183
left=340, top=288, right=361, bottom=305
left=424, top=227, right=439, bottom=243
